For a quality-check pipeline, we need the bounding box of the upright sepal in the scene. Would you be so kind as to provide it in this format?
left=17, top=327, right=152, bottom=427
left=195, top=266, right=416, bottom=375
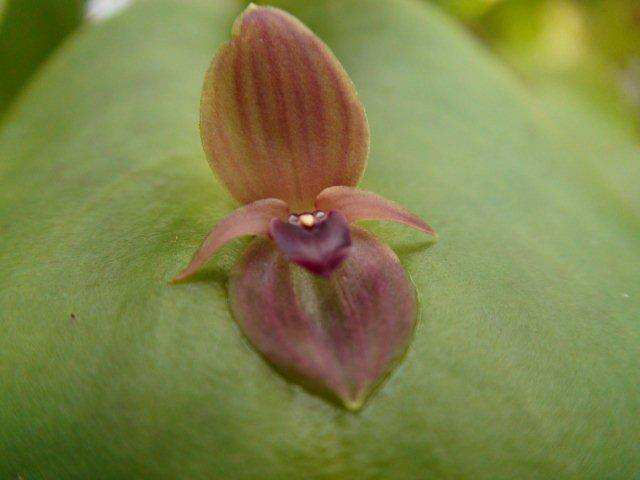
left=200, top=5, right=370, bottom=210
left=229, top=227, right=418, bottom=410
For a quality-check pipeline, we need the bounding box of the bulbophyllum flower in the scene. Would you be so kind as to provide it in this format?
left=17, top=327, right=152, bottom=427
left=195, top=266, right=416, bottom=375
left=174, top=5, right=437, bottom=410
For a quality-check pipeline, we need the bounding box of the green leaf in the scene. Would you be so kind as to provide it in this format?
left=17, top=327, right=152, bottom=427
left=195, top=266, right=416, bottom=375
left=0, top=0, right=638, bottom=478
left=0, top=0, right=85, bottom=121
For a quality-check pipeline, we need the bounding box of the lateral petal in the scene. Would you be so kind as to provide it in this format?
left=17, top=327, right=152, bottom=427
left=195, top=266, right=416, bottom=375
left=173, top=198, right=289, bottom=282
left=316, top=186, right=437, bottom=237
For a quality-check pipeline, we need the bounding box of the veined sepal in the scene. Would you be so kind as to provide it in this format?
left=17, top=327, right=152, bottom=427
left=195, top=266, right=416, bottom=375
left=229, top=227, right=418, bottom=410
left=200, top=5, right=370, bottom=211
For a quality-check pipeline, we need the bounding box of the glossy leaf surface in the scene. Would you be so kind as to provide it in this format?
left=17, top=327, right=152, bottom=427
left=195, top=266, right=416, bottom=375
left=230, top=227, right=416, bottom=410
left=0, top=0, right=638, bottom=478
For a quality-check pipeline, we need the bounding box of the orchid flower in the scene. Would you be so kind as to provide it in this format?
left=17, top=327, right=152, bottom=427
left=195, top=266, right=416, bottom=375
left=174, top=5, right=437, bottom=410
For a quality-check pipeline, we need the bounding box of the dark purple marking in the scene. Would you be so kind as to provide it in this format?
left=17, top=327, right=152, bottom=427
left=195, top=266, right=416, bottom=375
left=269, top=211, right=352, bottom=277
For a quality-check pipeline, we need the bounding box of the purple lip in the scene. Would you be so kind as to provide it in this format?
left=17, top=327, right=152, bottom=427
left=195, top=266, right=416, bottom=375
left=269, top=211, right=352, bottom=277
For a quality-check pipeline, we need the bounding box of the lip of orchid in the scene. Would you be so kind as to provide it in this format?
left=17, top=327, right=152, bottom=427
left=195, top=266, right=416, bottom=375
left=269, top=210, right=352, bottom=277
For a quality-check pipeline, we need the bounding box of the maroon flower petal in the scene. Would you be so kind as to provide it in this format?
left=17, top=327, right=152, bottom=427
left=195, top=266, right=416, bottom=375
left=229, top=227, right=418, bottom=410
left=269, top=211, right=351, bottom=277
left=200, top=5, right=370, bottom=210
left=173, top=198, right=289, bottom=282
left=316, top=186, right=437, bottom=237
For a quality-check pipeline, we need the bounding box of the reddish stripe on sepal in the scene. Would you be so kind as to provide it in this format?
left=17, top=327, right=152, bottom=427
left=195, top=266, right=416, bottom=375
left=229, top=227, right=417, bottom=410
left=200, top=5, right=370, bottom=210
left=316, top=186, right=438, bottom=238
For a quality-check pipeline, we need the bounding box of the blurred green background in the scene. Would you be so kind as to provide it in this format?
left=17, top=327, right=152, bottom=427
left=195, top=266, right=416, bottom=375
left=2, top=0, right=639, bottom=136
left=434, top=0, right=640, bottom=139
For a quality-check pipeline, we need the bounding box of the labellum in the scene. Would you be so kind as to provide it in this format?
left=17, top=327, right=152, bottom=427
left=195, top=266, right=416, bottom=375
left=174, top=4, right=437, bottom=410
